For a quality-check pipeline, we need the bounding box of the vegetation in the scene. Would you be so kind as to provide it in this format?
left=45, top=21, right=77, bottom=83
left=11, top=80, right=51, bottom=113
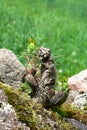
left=52, top=103, right=87, bottom=124
left=0, top=0, right=87, bottom=87
left=0, top=82, right=37, bottom=129
left=0, top=82, right=77, bottom=130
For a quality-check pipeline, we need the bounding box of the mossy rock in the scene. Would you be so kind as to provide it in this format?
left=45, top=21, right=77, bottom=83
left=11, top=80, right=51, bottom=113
left=53, top=103, right=87, bottom=125
left=0, top=82, right=79, bottom=130
left=0, top=82, right=37, bottom=129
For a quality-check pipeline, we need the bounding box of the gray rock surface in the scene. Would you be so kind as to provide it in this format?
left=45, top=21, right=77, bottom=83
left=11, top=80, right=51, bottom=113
left=0, top=88, right=30, bottom=130
left=72, top=93, right=87, bottom=109
left=64, top=118, right=87, bottom=130
left=66, top=91, right=79, bottom=103
left=0, top=82, right=60, bottom=130
left=0, top=48, right=26, bottom=89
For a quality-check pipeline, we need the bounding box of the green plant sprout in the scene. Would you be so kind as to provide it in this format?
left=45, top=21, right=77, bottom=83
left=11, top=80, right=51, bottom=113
left=26, top=37, right=40, bottom=72
left=19, top=37, right=41, bottom=94
left=27, top=37, right=37, bottom=53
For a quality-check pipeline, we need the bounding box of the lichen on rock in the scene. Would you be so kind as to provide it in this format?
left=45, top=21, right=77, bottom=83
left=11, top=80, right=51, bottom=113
left=0, top=82, right=77, bottom=130
left=0, top=82, right=37, bottom=129
left=0, top=83, right=30, bottom=130
left=0, top=48, right=26, bottom=89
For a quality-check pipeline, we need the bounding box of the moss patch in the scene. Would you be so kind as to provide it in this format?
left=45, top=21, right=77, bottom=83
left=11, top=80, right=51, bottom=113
left=51, top=112, right=78, bottom=130
left=0, top=82, right=83, bottom=129
left=52, top=103, right=87, bottom=125
left=0, top=82, right=37, bottom=129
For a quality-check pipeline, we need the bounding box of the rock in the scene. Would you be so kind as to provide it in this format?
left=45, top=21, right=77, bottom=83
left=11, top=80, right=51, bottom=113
left=60, top=103, right=87, bottom=125
left=66, top=70, right=87, bottom=104
left=0, top=82, right=77, bottom=130
left=66, top=71, right=87, bottom=123
left=64, top=118, right=87, bottom=130
left=66, top=91, right=79, bottom=103
left=72, top=93, right=87, bottom=109
left=68, top=69, right=87, bottom=92
left=0, top=85, right=30, bottom=130
left=0, top=48, right=26, bottom=89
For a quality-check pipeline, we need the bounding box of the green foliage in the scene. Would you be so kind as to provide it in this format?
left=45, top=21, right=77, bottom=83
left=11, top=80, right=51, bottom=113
left=52, top=106, right=67, bottom=117
left=0, top=0, right=87, bottom=85
left=18, top=82, right=31, bottom=96
left=27, top=37, right=37, bottom=53
left=25, top=37, right=39, bottom=61
left=56, top=76, right=68, bottom=91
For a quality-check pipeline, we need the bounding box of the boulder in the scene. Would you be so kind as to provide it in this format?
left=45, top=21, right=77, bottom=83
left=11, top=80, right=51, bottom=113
left=66, top=91, right=79, bottom=103
left=0, top=82, right=78, bottom=130
left=67, top=70, right=87, bottom=110
left=0, top=48, right=26, bottom=89
left=0, top=86, right=30, bottom=130
left=72, top=93, right=87, bottom=109
left=68, top=69, right=87, bottom=92
left=64, top=118, right=87, bottom=130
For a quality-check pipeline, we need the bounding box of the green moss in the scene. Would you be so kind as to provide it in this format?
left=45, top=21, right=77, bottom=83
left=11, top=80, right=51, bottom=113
left=52, top=103, right=87, bottom=125
left=51, top=112, right=78, bottom=130
left=0, top=82, right=37, bottom=129
left=52, top=106, right=67, bottom=117
left=52, top=103, right=81, bottom=117
left=60, top=103, right=83, bottom=119
left=0, top=82, right=52, bottom=129
left=0, top=82, right=85, bottom=129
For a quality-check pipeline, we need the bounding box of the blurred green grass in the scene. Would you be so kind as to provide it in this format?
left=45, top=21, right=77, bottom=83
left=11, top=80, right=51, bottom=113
left=0, top=0, right=87, bottom=80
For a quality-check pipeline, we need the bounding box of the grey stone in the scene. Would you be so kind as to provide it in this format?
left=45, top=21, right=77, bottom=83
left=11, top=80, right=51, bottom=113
left=72, top=93, right=87, bottom=109
left=66, top=91, right=79, bottom=103
left=0, top=48, right=26, bottom=89
left=0, top=88, right=30, bottom=130
left=64, top=118, right=87, bottom=130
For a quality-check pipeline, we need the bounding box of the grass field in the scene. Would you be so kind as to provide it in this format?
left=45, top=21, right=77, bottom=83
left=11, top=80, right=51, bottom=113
left=0, top=0, right=87, bottom=85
